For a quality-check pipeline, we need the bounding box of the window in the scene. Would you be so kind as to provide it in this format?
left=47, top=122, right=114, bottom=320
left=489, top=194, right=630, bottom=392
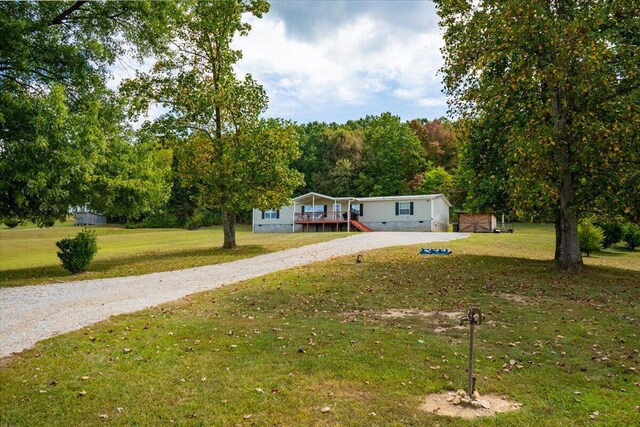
left=303, top=205, right=324, bottom=213
left=263, top=209, right=279, bottom=219
left=398, top=202, right=411, bottom=215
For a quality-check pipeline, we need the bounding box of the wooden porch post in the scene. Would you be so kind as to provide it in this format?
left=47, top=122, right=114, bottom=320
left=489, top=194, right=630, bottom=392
left=292, top=201, right=296, bottom=233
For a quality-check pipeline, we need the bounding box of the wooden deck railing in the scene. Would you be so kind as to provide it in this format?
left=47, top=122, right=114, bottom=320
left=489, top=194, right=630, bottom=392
left=294, top=211, right=349, bottom=222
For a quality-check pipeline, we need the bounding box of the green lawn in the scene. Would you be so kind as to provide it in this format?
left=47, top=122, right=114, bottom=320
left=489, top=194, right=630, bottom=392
left=0, top=222, right=347, bottom=288
left=1, top=225, right=639, bottom=426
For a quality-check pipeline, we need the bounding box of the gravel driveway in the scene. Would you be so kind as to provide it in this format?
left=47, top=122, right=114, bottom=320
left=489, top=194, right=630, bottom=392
left=0, top=232, right=468, bottom=358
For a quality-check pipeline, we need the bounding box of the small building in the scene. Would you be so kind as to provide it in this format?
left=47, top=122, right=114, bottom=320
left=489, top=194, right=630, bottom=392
left=71, top=205, right=107, bottom=226
left=252, top=192, right=451, bottom=233
left=457, top=213, right=496, bottom=233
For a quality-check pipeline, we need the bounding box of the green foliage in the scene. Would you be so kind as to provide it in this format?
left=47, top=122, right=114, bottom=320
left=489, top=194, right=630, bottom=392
left=293, top=117, right=462, bottom=201
left=597, top=221, right=625, bottom=249
left=622, top=223, right=640, bottom=250
left=435, top=0, right=640, bottom=270
left=578, top=220, right=603, bottom=257
left=414, top=166, right=453, bottom=196
left=0, top=1, right=180, bottom=226
left=3, top=219, right=21, bottom=228
left=125, top=213, right=179, bottom=229
left=89, top=129, right=172, bottom=222
left=355, top=113, right=425, bottom=196
left=184, top=209, right=222, bottom=230
left=124, top=0, right=301, bottom=248
left=55, top=229, right=98, bottom=274
left=407, top=118, right=458, bottom=170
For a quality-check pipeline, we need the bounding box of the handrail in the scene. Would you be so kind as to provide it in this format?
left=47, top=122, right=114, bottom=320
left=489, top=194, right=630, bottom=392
left=294, top=211, right=354, bottom=222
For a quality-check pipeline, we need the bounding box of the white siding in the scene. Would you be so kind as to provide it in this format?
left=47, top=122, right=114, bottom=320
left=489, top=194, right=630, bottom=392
left=431, top=197, right=450, bottom=231
left=253, top=205, right=295, bottom=226
left=359, top=199, right=430, bottom=223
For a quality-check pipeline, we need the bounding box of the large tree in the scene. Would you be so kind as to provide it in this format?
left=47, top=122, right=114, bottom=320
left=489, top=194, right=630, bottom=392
left=436, top=0, right=640, bottom=271
left=125, top=0, right=303, bottom=248
left=407, top=118, right=458, bottom=171
left=355, top=113, right=425, bottom=196
left=0, top=1, right=179, bottom=226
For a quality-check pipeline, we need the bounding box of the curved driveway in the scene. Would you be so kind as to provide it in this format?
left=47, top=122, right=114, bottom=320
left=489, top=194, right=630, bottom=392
left=0, top=232, right=468, bottom=358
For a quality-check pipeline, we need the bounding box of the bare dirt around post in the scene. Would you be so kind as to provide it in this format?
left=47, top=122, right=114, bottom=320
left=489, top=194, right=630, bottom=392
left=420, top=392, right=522, bottom=419
left=0, top=232, right=468, bottom=358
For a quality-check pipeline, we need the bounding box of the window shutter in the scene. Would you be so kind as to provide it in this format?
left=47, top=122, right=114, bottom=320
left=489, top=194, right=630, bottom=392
left=301, top=206, right=305, bottom=214
left=410, top=202, right=414, bottom=215
left=261, top=211, right=265, bottom=219
left=276, top=210, right=280, bottom=219
left=323, top=205, right=327, bottom=215
left=395, top=202, right=399, bottom=216
left=360, top=203, right=364, bottom=216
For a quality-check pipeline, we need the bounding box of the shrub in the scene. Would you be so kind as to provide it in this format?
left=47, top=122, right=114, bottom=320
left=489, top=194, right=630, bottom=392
left=578, top=219, right=603, bottom=257
left=56, top=229, right=98, bottom=274
left=3, top=218, right=21, bottom=228
left=597, top=221, right=624, bottom=248
left=184, top=208, right=221, bottom=230
left=622, top=222, right=640, bottom=250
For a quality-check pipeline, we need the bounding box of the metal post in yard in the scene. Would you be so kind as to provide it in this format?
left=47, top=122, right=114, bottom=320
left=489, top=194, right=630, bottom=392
left=460, top=307, right=483, bottom=397
left=467, top=318, right=475, bottom=397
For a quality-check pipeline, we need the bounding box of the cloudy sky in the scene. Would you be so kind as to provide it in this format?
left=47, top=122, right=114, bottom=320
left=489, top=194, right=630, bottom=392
left=233, top=0, right=447, bottom=124
left=111, top=1, right=447, bottom=125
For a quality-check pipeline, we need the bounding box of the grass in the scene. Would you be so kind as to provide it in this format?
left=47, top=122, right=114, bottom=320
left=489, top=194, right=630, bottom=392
left=1, top=224, right=639, bottom=426
left=0, top=222, right=347, bottom=288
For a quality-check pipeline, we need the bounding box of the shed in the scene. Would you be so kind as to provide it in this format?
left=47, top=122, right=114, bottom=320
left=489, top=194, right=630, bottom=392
left=74, top=212, right=107, bottom=225
left=458, top=213, right=496, bottom=233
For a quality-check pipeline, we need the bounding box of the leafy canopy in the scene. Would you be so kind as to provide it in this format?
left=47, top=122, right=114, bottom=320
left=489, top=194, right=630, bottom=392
left=0, top=1, right=181, bottom=225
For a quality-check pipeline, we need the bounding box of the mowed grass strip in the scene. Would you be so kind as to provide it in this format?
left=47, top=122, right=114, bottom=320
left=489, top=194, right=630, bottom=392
left=0, top=225, right=638, bottom=426
left=0, top=223, right=347, bottom=287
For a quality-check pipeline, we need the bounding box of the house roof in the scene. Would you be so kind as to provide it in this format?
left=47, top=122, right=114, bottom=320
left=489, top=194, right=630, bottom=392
left=354, top=194, right=452, bottom=207
left=291, top=192, right=451, bottom=207
left=292, top=192, right=352, bottom=203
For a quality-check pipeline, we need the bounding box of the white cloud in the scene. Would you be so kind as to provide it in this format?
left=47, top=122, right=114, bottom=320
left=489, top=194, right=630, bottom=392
left=233, top=10, right=445, bottom=121
left=417, top=97, right=448, bottom=107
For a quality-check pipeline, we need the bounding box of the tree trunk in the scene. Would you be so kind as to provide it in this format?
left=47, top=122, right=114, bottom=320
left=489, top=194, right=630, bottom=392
left=221, top=208, right=237, bottom=249
left=550, top=81, right=583, bottom=272
left=554, top=209, right=562, bottom=261
left=555, top=174, right=583, bottom=271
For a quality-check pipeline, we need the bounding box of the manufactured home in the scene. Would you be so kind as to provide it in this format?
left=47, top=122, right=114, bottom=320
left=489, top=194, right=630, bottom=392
left=252, top=192, right=451, bottom=233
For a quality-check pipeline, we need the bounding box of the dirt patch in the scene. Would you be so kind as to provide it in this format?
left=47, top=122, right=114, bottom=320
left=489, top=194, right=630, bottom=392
left=420, top=392, right=522, bottom=419
left=342, top=309, right=465, bottom=333
left=496, top=293, right=533, bottom=305
left=344, top=309, right=463, bottom=319
left=0, top=354, right=17, bottom=368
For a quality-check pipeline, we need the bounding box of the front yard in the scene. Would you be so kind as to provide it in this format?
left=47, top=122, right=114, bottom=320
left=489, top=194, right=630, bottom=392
left=0, top=223, right=346, bottom=288
left=0, top=224, right=638, bottom=425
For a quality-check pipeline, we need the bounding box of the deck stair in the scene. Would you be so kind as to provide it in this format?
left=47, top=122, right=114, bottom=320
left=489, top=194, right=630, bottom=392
left=350, top=220, right=373, bottom=232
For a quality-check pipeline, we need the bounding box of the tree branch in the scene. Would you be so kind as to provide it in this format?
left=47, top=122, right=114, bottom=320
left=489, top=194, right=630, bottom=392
left=49, top=1, right=88, bottom=26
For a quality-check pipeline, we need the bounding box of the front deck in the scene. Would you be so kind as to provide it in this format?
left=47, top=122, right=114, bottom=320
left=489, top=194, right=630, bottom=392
left=294, top=212, right=369, bottom=232
left=294, top=211, right=347, bottom=231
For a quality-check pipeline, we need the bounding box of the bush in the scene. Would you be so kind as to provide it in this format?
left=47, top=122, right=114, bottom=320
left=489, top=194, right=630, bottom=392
left=578, top=219, right=603, bottom=257
left=184, top=208, right=221, bottom=230
left=56, top=229, right=98, bottom=274
left=3, top=218, right=21, bottom=228
left=125, top=213, right=179, bottom=229
left=622, top=222, right=640, bottom=250
left=597, top=221, right=624, bottom=248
